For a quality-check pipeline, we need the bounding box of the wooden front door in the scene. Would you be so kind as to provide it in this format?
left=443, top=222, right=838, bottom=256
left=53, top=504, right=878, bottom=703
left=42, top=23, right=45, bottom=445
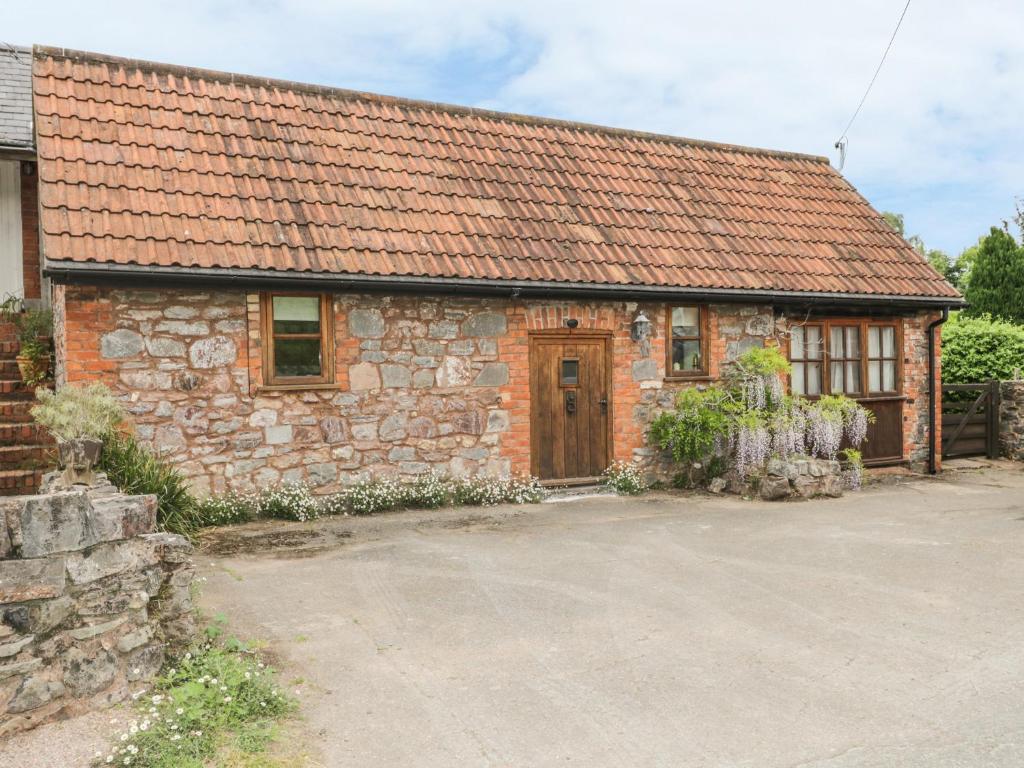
left=529, top=335, right=611, bottom=481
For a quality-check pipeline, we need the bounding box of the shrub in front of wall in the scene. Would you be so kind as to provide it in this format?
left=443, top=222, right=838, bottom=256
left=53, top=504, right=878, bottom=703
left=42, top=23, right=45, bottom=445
left=99, top=431, right=202, bottom=538
left=648, top=346, right=873, bottom=484
left=253, top=482, right=324, bottom=522
left=601, top=460, right=649, bottom=495
left=449, top=474, right=545, bottom=507
left=194, top=491, right=258, bottom=527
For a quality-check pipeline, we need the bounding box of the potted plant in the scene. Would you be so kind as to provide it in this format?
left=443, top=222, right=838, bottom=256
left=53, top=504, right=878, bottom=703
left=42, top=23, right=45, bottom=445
left=11, top=307, right=53, bottom=385
left=31, top=383, right=125, bottom=486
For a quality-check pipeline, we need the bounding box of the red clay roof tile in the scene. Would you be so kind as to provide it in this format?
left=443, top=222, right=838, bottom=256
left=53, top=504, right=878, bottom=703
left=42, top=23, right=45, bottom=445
left=34, top=47, right=961, bottom=300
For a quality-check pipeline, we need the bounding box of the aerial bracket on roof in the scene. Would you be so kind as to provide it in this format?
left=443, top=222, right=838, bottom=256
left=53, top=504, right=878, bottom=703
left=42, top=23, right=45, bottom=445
left=834, top=138, right=848, bottom=171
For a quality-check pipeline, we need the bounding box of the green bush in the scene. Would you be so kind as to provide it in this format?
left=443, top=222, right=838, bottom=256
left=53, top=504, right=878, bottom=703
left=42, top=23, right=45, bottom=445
left=99, top=432, right=202, bottom=538
left=963, top=227, right=1024, bottom=323
left=193, top=492, right=258, bottom=527
left=601, top=460, right=648, bottom=495
left=94, top=622, right=294, bottom=768
left=941, top=313, right=1024, bottom=384
left=32, top=383, right=125, bottom=441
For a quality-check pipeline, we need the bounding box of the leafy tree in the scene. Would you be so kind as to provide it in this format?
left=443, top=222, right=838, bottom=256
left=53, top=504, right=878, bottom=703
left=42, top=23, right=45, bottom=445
left=962, top=227, right=1024, bottom=323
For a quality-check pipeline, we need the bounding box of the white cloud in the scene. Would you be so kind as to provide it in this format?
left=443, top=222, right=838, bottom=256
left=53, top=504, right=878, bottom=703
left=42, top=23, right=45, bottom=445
left=7, top=0, right=1022, bottom=252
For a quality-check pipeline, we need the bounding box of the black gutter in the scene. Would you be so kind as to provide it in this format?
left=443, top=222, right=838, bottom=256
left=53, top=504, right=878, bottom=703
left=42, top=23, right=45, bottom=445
left=927, top=307, right=950, bottom=474
left=44, top=261, right=967, bottom=311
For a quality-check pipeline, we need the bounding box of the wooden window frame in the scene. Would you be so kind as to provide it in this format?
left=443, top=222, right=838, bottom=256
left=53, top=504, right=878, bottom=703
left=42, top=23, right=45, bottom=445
left=665, top=305, right=709, bottom=379
left=260, top=292, right=335, bottom=387
left=787, top=318, right=903, bottom=399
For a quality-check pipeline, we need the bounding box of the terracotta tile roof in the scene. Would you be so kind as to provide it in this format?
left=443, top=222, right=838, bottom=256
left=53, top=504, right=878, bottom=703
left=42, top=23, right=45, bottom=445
left=33, top=47, right=961, bottom=301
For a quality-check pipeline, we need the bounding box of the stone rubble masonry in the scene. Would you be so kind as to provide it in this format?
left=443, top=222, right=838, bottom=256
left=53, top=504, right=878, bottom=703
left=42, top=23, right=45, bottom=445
left=999, top=381, right=1024, bottom=461
left=52, top=285, right=942, bottom=492
left=0, top=473, right=195, bottom=737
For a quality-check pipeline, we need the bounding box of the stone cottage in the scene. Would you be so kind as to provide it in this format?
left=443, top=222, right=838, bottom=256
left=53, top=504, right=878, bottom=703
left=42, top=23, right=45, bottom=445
left=31, top=46, right=962, bottom=494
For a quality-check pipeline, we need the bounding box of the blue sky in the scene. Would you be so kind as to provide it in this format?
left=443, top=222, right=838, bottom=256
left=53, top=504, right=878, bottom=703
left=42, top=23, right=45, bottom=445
left=8, top=0, right=1023, bottom=255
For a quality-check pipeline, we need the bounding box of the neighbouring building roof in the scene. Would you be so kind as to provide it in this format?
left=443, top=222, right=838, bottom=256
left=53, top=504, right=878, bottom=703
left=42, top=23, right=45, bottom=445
left=33, top=46, right=962, bottom=303
left=0, top=45, right=33, bottom=151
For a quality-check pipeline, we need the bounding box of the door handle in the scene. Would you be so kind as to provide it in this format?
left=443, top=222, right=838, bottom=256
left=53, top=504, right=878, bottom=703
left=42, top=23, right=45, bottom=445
left=598, top=397, right=608, bottom=413
left=565, top=390, right=576, bottom=415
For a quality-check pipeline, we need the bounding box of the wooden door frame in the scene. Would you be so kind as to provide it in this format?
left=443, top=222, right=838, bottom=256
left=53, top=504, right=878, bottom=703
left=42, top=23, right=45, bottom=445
left=528, top=330, right=614, bottom=481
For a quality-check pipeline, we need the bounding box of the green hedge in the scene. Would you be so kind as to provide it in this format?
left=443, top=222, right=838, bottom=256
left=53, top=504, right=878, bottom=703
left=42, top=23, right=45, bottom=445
left=941, top=314, right=1024, bottom=384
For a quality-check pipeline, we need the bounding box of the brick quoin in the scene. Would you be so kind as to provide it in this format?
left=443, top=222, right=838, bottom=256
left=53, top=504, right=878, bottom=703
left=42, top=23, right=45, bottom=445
left=53, top=285, right=942, bottom=492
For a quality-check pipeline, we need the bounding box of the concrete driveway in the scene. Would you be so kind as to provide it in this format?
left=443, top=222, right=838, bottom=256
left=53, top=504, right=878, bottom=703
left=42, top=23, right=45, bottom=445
left=200, top=466, right=1024, bottom=767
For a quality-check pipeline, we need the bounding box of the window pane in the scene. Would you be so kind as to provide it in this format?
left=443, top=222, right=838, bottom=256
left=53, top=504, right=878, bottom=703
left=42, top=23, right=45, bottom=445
left=561, top=359, right=579, bottom=385
left=830, top=327, right=844, bottom=356
left=830, top=361, right=843, bottom=392
left=845, top=327, right=861, bottom=357
left=868, top=360, right=881, bottom=392
left=791, top=326, right=805, bottom=359
left=883, top=360, right=896, bottom=391
left=806, top=327, right=822, bottom=360
left=273, top=296, right=321, bottom=334
left=791, top=362, right=805, bottom=394
left=274, top=338, right=322, bottom=377
left=882, top=327, right=895, bottom=357
left=671, top=307, right=700, bottom=338
left=672, top=339, right=702, bottom=372
left=807, top=362, right=822, bottom=395
left=868, top=327, right=880, bottom=358
left=845, top=361, right=861, bottom=394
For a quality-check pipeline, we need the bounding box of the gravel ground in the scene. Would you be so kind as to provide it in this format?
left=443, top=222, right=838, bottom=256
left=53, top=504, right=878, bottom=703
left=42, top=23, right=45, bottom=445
left=0, top=706, right=121, bottom=767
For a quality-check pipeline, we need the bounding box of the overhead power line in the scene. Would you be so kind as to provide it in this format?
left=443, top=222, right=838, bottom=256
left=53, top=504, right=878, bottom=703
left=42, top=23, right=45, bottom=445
left=834, top=0, right=912, bottom=170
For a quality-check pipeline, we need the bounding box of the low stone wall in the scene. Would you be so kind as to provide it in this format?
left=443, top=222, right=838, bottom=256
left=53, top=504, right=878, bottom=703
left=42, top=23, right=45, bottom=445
left=0, top=475, right=195, bottom=736
left=1000, top=380, right=1024, bottom=461
left=706, top=456, right=848, bottom=500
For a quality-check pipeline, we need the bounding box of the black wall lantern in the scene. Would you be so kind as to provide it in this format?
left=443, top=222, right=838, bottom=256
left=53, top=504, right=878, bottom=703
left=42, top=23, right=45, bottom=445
left=631, top=310, right=652, bottom=357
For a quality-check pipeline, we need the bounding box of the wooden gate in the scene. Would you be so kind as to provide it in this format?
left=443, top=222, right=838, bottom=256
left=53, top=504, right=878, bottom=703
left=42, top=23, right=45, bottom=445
left=941, top=381, right=1000, bottom=459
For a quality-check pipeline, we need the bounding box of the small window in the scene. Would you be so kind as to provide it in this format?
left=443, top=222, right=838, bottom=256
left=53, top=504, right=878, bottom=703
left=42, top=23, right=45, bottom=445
left=668, top=305, right=706, bottom=376
left=789, top=324, right=823, bottom=396
left=261, top=293, right=334, bottom=385
left=561, top=359, right=579, bottom=386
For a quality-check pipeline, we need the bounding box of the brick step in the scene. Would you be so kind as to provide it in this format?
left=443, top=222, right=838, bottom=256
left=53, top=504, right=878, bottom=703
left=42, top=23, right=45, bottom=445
left=0, top=444, right=52, bottom=468
left=0, top=360, right=23, bottom=378
left=0, top=340, right=19, bottom=356
left=0, top=400, right=35, bottom=422
left=0, top=468, right=43, bottom=495
left=0, top=422, right=52, bottom=445
left=0, top=379, right=35, bottom=398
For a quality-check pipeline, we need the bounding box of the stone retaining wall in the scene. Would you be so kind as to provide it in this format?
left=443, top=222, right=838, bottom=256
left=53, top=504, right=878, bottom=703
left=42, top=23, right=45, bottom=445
left=1000, top=380, right=1024, bottom=461
left=0, top=475, right=195, bottom=736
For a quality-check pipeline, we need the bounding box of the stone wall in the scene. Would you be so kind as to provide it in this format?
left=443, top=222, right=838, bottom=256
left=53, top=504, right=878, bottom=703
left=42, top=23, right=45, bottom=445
left=1000, top=380, right=1024, bottom=461
left=0, top=476, right=195, bottom=736
left=53, top=285, right=942, bottom=490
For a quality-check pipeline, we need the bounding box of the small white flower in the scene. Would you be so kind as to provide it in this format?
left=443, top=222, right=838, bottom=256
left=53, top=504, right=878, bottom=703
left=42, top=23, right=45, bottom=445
left=224, top=695, right=232, bottom=703
left=132, top=668, right=140, bottom=675
left=176, top=707, right=184, bottom=715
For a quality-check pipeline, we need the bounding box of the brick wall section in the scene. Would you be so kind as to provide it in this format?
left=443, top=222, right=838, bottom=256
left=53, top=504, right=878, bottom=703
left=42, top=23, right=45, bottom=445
left=19, top=162, right=40, bottom=301
left=54, top=285, right=942, bottom=492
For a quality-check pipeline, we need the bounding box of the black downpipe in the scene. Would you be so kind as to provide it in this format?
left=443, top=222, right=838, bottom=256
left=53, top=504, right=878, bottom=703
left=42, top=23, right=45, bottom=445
left=927, top=307, right=950, bottom=474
